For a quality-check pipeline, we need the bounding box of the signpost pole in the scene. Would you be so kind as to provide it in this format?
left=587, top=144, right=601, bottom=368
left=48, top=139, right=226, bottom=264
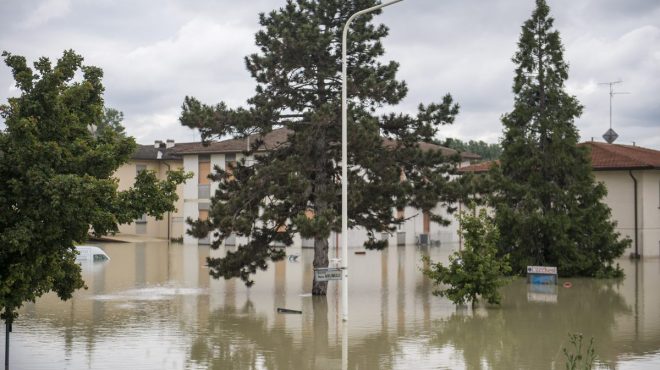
left=4, top=322, right=9, bottom=370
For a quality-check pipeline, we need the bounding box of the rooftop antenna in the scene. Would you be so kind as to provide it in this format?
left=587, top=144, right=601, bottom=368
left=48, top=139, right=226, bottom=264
left=598, top=79, right=630, bottom=143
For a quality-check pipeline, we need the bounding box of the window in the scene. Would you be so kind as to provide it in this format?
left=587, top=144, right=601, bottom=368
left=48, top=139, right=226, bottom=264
left=136, top=164, right=147, bottom=176
left=198, top=203, right=210, bottom=245
left=135, top=214, right=147, bottom=234
left=423, top=211, right=431, bottom=234
left=198, top=155, right=211, bottom=185
left=135, top=214, right=147, bottom=223
left=225, top=153, right=237, bottom=181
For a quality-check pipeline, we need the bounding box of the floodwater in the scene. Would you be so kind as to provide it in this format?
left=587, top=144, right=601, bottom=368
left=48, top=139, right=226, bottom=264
left=2, top=241, right=660, bottom=370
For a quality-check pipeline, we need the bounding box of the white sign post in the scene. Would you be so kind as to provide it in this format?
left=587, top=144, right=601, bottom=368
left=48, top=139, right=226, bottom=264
left=314, top=267, right=343, bottom=282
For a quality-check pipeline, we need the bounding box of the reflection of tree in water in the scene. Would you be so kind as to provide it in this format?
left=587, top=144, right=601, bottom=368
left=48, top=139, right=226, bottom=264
left=188, top=297, right=337, bottom=370
left=430, top=279, right=630, bottom=370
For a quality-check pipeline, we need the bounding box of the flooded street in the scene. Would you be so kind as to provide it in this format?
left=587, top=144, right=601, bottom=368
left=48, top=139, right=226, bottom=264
left=2, top=241, right=660, bottom=369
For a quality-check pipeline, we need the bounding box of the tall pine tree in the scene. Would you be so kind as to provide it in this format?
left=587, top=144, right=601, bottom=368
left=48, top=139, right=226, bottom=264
left=180, top=0, right=460, bottom=295
left=493, top=0, right=628, bottom=277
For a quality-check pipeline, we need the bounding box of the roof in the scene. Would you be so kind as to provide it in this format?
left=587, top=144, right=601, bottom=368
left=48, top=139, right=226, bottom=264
left=132, top=144, right=183, bottom=161
left=381, top=138, right=480, bottom=160
left=458, top=160, right=499, bottom=173
left=170, top=128, right=290, bottom=155
left=458, top=142, right=660, bottom=173
left=169, top=127, right=481, bottom=160
left=580, top=141, right=660, bottom=170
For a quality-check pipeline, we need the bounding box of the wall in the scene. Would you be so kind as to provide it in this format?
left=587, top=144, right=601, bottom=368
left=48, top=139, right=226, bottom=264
left=115, top=159, right=187, bottom=240
left=595, top=169, right=660, bottom=258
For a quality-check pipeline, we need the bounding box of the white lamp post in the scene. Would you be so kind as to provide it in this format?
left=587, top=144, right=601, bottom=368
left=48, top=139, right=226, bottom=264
left=341, top=0, right=404, bottom=322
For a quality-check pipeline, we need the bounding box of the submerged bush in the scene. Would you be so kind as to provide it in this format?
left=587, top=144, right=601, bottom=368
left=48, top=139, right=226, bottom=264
left=423, top=207, right=511, bottom=307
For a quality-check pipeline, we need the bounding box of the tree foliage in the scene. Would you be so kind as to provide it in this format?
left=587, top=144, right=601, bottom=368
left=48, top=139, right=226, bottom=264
left=491, top=0, right=628, bottom=277
left=423, top=206, right=511, bottom=307
left=0, top=50, right=190, bottom=324
left=441, top=137, right=502, bottom=160
left=180, top=0, right=461, bottom=294
left=98, top=107, right=126, bottom=136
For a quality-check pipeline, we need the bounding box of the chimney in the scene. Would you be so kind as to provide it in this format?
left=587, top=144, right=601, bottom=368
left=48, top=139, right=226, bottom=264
left=166, top=139, right=175, bottom=149
left=154, top=140, right=162, bottom=149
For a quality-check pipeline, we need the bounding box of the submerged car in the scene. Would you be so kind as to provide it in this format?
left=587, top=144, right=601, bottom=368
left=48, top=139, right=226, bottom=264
left=75, top=245, right=110, bottom=262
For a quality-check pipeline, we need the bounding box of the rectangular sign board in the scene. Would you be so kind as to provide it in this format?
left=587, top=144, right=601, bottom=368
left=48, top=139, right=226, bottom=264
left=527, top=265, right=558, bottom=285
left=527, top=266, right=557, bottom=275
left=314, top=268, right=342, bottom=282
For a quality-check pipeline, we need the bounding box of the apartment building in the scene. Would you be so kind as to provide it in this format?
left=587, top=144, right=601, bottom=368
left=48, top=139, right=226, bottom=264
left=114, top=140, right=187, bottom=240
left=170, top=128, right=479, bottom=248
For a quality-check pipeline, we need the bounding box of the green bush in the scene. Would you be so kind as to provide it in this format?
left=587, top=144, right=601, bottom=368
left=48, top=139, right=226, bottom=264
left=563, top=333, right=597, bottom=370
left=423, top=207, right=511, bottom=307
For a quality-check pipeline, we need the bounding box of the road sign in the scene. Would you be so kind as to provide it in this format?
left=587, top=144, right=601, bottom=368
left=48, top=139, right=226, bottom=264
left=527, top=265, right=558, bottom=285
left=527, top=266, right=557, bottom=274
left=314, top=267, right=342, bottom=282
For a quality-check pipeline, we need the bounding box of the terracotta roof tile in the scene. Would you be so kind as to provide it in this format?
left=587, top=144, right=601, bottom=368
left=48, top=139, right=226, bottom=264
left=458, top=160, right=499, bottom=173
left=170, top=128, right=291, bottom=155
left=580, top=142, right=660, bottom=170
left=458, top=142, right=660, bottom=174
left=168, top=127, right=480, bottom=160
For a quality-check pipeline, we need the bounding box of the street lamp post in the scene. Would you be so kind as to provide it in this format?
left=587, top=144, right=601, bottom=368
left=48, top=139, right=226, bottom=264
left=341, top=0, right=404, bottom=322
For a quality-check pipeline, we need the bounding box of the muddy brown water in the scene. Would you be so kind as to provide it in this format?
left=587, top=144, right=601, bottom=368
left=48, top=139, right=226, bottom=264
left=2, top=241, right=659, bottom=369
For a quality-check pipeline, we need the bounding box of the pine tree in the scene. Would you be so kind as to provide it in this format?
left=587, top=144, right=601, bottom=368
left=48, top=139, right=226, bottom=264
left=493, top=0, right=628, bottom=277
left=180, top=0, right=460, bottom=295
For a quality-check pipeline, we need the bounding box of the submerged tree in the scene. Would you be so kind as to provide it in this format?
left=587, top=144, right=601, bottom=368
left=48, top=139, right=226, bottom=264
left=181, top=0, right=460, bottom=295
left=492, top=0, right=628, bottom=276
left=423, top=206, right=511, bottom=307
left=0, top=50, right=190, bottom=328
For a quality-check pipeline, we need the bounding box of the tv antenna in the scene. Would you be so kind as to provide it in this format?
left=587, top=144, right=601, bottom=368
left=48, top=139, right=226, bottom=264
left=598, top=80, right=629, bottom=143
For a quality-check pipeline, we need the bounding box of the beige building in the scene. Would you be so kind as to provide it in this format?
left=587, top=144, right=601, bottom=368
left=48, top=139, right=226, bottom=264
left=584, top=142, right=660, bottom=258
left=459, top=141, right=660, bottom=257
left=168, top=128, right=480, bottom=247
left=114, top=140, right=188, bottom=240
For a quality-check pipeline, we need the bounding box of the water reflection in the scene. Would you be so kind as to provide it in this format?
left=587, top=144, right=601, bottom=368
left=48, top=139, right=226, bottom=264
left=431, top=280, right=631, bottom=369
left=2, top=242, right=659, bottom=370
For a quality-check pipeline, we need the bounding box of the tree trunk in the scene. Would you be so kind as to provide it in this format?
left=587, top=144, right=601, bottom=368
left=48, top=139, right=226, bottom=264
left=312, top=237, right=329, bottom=295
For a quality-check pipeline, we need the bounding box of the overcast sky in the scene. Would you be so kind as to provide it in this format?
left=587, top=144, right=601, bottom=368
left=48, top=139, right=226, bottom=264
left=1, top=0, right=658, bottom=148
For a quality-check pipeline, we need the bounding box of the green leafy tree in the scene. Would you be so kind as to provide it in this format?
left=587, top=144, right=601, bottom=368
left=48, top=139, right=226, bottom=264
left=98, top=107, right=126, bottom=136
left=0, top=50, right=191, bottom=328
left=492, top=0, right=628, bottom=277
left=180, top=0, right=460, bottom=295
left=441, top=138, right=502, bottom=160
left=423, top=206, right=511, bottom=307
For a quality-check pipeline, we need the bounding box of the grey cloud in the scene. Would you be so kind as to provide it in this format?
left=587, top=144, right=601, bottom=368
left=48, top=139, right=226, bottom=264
left=1, top=0, right=658, bottom=148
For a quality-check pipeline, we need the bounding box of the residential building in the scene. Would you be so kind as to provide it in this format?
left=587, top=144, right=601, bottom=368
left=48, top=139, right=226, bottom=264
left=459, top=141, right=660, bottom=257
left=114, top=140, right=187, bottom=240
left=170, top=128, right=479, bottom=248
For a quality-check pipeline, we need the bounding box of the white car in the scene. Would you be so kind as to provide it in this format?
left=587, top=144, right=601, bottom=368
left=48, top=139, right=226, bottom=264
left=75, top=245, right=110, bottom=262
